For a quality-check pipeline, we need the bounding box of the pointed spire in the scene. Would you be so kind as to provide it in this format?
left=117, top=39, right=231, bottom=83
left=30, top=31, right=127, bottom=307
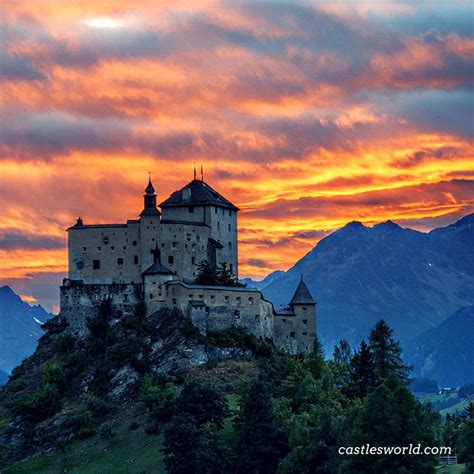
left=289, top=277, right=316, bottom=306
left=201, top=164, right=204, bottom=182
left=145, top=172, right=155, bottom=195
left=193, top=163, right=197, bottom=180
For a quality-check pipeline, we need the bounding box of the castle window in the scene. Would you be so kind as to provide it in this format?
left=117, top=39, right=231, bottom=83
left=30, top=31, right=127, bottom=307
left=82, top=247, right=87, bottom=252
left=302, top=320, right=307, bottom=325
left=255, top=314, right=260, bottom=321
left=111, top=246, right=115, bottom=251
left=199, top=294, right=203, bottom=299
left=215, top=207, right=218, bottom=214
left=123, top=246, right=126, bottom=250
left=228, top=223, right=231, bottom=231
left=217, top=221, right=220, bottom=230
left=117, top=258, right=124, bottom=265
left=172, top=242, right=177, bottom=248
left=248, top=297, right=254, bottom=304
left=189, top=294, right=193, bottom=299
left=188, top=206, right=194, bottom=213
left=76, top=261, right=84, bottom=270
left=302, top=307, right=307, bottom=311
left=234, top=310, right=240, bottom=317
left=186, top=233, right=191, bottom=241
left=134, top=255, right=139, bottom=264
left=210, top=295, right=215, bottom=300
left=302, top=332, right=307, bottom=336
left=290, top=332, right=295, bottom=339
left=282, top=319, right=286, bottom=323
left=93, top=259, right=100, bottom=270
left=168, top=255, right=174, bottom=265
left=236, top=296, right=241, bottom=303
left=172, top=299, right=177, bottom=305
left=133, top=240, right=137, bottom=246
left=192, top=257, right=196, bottom=265
left=97, top=246, right=102, bottom=252
left=196, top=235, right=200, bottom=241
left=229, top=210, right=231, bottom=216
left=225, top=295, right=229, bottom=302
left=150, top=293, right=153, bottom=300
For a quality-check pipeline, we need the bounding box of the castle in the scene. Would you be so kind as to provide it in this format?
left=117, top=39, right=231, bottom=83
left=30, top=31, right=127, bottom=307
left=60, top=174, right=316, bottom=354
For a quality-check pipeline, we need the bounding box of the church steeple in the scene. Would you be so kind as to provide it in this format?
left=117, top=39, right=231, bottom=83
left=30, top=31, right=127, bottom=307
left=140, top=174, right=160, bottom=216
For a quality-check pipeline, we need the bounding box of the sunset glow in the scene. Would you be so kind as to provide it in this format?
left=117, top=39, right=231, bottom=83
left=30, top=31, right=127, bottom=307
left=0, top=1, right=473, bottom=310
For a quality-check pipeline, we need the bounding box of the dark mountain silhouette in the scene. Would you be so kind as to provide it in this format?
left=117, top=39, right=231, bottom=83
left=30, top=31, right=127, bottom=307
left=0, top=369, right=8, bottom=386
left=260, top=214, right=474, bottom=355
left=0, top=286, right=52, bottom=374
left=405, top=306, right=474, bottom=387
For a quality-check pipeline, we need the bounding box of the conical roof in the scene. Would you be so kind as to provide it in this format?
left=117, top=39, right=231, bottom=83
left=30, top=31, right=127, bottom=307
left=145, top=177, right=155, bottom=195
left=289, top=277, right=316, bottom=305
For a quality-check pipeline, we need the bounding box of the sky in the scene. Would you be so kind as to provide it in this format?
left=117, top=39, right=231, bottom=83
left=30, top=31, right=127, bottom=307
left=0, top=0, right=473, bottom=312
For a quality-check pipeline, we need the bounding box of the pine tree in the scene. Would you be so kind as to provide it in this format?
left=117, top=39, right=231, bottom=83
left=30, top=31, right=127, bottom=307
left=348, top=340, right=376, bottom=398
left=367, top=320, right=412, bottom=384
left=332, top=339, right=351, bottom=390
left=232, top=378, right=288, bottom=473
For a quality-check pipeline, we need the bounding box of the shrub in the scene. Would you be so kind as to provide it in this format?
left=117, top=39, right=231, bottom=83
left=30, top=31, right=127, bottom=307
left=99, top=421, right=115, bottom=439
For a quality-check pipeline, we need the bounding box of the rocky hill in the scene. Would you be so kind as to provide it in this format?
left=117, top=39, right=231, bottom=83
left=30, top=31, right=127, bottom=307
left=405, top=306, right=474, bottom=387
left=260, top=214, right=474, bottom=354
left=0, top=302, right=260, bottom=463
left=0, top=286, right=52, bottom=374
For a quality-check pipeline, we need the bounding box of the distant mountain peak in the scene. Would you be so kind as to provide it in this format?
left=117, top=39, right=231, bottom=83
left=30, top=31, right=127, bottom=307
left=0, top=285, right=17, bottom=296
left=372, top=220, right=402, bottom=231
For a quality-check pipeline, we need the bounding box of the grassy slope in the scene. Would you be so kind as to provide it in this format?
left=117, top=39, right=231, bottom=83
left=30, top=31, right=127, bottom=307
left=2, top=419, right=164, bottom=474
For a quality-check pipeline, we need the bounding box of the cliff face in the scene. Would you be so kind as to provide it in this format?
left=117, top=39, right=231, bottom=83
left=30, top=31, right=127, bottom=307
left=0, top=306, right=253, bottom=461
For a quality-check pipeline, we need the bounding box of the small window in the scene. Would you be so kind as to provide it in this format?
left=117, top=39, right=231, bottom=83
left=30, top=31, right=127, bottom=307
left=302, top=307, right=307, bottom=311
left=168, top=255, right=174, bottom=265
left=172, top=242, right=177, bottom=248
left=133, top=240, right=137, bottom=246
left=210, top=295, right=215, bottom=300
left=93, top=259, right=100, bottom=270
left=290, top=332, right=295, bottom=339
left=249, top=297, right=254, bottom=304
left=302, top=332, right=307, bottom=336
left=134, top=255, right=139, bottom=264
left=82, top=246, right=87, bottom=252
left=225, top=296, right=229, bottom=301
left=302, top=319, right=307, bottom=325
left=188, top=206, right=194, bottom=213
left=123, top=246, right=126, bottom=250
left=217, top=221, right=220, bottom=230
left=117, top=258, right=124, bottom=265
left=97, top=246, right=101, bottom=252
left=228, top=223, right=231, bottom=231
left=192, top=256, right=196, bottom=265
left=150, top=293, right=153, bottom=300
left=111, top=246, right=115, bottom=251
left=236, top=296, right=241, bottom=303
left=215, top=207, right=218, bottom=214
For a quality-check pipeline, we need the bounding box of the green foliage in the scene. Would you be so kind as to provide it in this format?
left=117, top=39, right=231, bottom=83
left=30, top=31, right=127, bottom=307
left=194, top=261, right=245, bottom=287
left=348, top=339, right=376, bottom=398
left=140, top=374, right=179, bottom=432
left=99, top=421, right=115, bottom=440
left=368, top=319, right=412, bottom=384
left=342, top=376, right=439, bottom=473
left=86, top=299, right=113, bottom=340
left=163, top=380, right=229, bottom=474
left=458, top=418, right=474, bottom=471
left=232, top=378, right=288, bottom=473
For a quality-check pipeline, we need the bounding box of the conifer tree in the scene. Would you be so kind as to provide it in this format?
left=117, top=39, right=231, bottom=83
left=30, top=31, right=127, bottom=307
left=332, top=339, right=351, bottom=390
left=232, top=378, right=288, bottom=473
left=367, top=320, right=412, bottom=384
left=348, top=340, right=376, bottom=398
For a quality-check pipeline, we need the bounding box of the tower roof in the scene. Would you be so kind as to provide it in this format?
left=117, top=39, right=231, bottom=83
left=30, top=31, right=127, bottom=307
left=145, top=176, right=155, bottom=195
left=159, top=179, right=238, bottom=210
left=289, top=277, right=316, bottom=305
left=143, top=261, right=173, bottom=276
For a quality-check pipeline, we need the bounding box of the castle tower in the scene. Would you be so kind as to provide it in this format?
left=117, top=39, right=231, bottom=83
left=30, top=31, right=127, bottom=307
left=139, top=176, right=162, bottom=273
left=289, top=276, right=317, bottom=352
left=140, top=175, right=160, bottom=216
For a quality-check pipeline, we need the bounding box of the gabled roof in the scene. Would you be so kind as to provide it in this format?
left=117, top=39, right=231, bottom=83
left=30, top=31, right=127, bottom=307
left=143, top=261, right=173, bottom=276
left=159, top=179, right=238, bottom=210
left=289, top=278, right=316, bottom=305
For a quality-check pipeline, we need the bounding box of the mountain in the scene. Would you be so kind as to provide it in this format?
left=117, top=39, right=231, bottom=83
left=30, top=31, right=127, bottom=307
left=0, top=369, right=8, bottom=386
left=240, top=270, right=286, bottom=290
left=0, top=286, right=52, bottom=374
left=405, top=306, right=474, bottom=387
left=260, top=214, right=474, bottom=353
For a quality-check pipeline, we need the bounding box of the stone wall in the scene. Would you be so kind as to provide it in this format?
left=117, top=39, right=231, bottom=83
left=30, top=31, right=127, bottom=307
left=165, top=282, right=275, bottom=339
left=60, top=281, right=143, bottom=335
